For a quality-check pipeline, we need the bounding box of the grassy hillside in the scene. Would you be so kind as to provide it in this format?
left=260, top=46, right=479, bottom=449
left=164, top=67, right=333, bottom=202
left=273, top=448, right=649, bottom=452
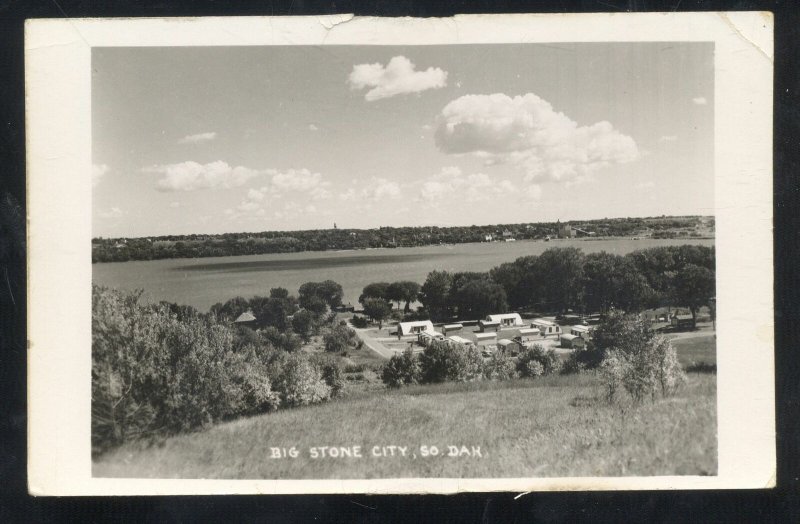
left=93, top=371, right=716, bottom=479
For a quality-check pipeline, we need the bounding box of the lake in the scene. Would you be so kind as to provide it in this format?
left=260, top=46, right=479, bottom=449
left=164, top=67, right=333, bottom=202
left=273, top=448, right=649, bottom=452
left=92, top=237, right=714, bottom=311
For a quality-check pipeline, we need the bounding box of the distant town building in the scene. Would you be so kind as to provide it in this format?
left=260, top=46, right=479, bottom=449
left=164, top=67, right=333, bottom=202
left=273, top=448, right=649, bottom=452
left=557, top=220, right=577, bottom=238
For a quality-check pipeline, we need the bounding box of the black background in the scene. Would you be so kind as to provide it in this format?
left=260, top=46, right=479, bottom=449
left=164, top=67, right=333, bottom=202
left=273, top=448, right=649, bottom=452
left=1, top=1, right=797, bottom=522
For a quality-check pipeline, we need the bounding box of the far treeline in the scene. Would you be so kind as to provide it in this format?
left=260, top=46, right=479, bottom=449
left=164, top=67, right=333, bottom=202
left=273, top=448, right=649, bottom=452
left=359, top=245, right=715, bottom=328
left=91, top=215, right=713, bottom=263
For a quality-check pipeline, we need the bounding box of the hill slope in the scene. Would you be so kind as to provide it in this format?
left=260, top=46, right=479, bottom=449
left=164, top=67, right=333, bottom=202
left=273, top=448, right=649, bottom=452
left=93, top=372, right=716, bottom=479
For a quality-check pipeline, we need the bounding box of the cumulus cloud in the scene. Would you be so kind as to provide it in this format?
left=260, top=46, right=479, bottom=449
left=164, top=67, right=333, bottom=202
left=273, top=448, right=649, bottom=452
left=348, top=56, right=448, bottom=101
left=178, top=132, right=217, bottom=144
left=434, top=93, right=639, bottom=185
left=340, top=177, right=402, bottom=202
left=416, top=166, right=519, bottom=203
left=145, top=161, right=263, bottom=192
left=92, top=164, right=109, bottom=187
left=308, top=124, right=319, bottom=131
left=659, top=135, right=678, bottom=142
left=692, top=97, right=707, bottom=106
left=230, top=169, right=331, bottom=218
left=169, top=201, right=181, bottom=208
left=97, top=206, right=123, bottom=219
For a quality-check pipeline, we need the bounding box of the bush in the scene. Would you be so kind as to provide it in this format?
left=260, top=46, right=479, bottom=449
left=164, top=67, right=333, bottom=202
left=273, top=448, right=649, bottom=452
left=381, top=348, right=421, bottom=388
left=323, top=324, right=359, bottom=353
left=344, top=363, right=366, bottom=373
left=291, top=309, right=316, bottom=341
left=561, top=348, right=604, bottom=374
left=418, top=340, right=483, bottom=384
left=260, top=326, right=302, bottom=353
left=274, top=354, right=332, bottom=407
left=516, top=344, right=561, bottom=378
left=311, top=354, right=346, bottom=398
left=91, top=286, right=283, bottom=454
left=597, top=315, right=687, bottom=404
left=482, top=351, right=517, bottom=380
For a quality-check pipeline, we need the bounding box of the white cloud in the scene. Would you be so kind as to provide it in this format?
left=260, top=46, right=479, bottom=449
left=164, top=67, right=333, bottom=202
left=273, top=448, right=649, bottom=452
left=269, top=168, right=331, bottom=200
left=145, top=161, right=263, bottom=192
left=348, top=56, right=448, bottom=101
left=92, top=164, right=109, bottom=187
left=169, top=201, right=181, bottom=208
left=308, top=124, right=319, bottom=131
left=692, top=97, right=708, bottom=106
left=416, top=166, right=520, bottom=203
left=98, top=206, right=123, bottom=219
left=340, top=177, right=402, bottom=202
left=659, top=135, right=678, bottom=142
left=434, top=93, right=639, bottom=185
left=636, top=181, right=656, bottom=189
left=178, top=132, right=217, bottom=144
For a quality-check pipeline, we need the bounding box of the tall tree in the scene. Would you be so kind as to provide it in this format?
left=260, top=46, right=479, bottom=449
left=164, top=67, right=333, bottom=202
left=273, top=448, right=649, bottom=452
left=362, top=298, right=393, bottom=329
left=452, top=278, right=508, bottom=320
left=534, top=247, right=585, bottom=313
left=359, top=282, right=391, bottom=304
left=672, top=264, right=715, bottom=327
left=419, top=270, right=453, bottom=322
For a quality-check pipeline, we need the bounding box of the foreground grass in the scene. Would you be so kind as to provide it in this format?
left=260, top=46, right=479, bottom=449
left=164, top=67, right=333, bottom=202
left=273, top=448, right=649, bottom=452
left=93, top=372, right=716, bottom=479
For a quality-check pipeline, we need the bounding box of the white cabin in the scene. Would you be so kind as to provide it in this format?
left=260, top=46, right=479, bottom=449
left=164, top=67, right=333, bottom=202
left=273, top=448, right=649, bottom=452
left=517, top=327, right=541, bottom=343
left=474, top=332, right=497, bottom=347
left=486, top=313, right=524, bottom=327
left=397, top=320, right=435, bottom=336
left=531, top=318, right=562, bottom=337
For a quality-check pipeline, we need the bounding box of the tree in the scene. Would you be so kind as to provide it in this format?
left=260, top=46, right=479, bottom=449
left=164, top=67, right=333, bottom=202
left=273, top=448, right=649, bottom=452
left=534, top=247, right=585, bottom=313
left=299, top=280, right=344, bottom=309
left=362, top=298, right=393, bottom=329
left=452, top=278, right=508, bottom=320
left=291, top=309, right=315, bottom=341
left=323, top=324, right=359, bottom=353
left=672, top=264, right=715, bottom=327
left=419, top=270, right=453, bottom=322
left=582, top=252, right=654, bottom=313
left=381, top=348, right=421, bottom=388
left=209, top=296, right=250, bottom=321
left=360, top=282, right=391, bottom=304
left=391, top=281, right=421, bottom=312
left=386, top=282, right=405, bottom=309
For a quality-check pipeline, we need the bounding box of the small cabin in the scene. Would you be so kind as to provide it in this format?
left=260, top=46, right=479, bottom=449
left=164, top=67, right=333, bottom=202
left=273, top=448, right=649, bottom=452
left=398, top=320, right=435, bottom=337
left=443, top=323, right=463, bottom=335
left=474, top=332, right=497, bottom=347
left=486, top=313, right=524, bottom=327
left=478, top=319, right=501, bottom=333
left=447, top=335, right=473, bottom=347
left=517, top=327, right=541, bottom=344
left=570, top=325, right=592, bottom=339
left=560, top=333, right=585, bottom=349
left=531, top=318, right=562, bottom=337
left=497, top=338, right=515, bottom=353
left=417, top=330, right=445, bottom=347
left=671, top=314, right=694, bottom=330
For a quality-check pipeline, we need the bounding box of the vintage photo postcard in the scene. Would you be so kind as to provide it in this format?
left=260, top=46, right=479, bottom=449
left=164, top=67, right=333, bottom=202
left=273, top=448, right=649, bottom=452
left=26, top=13, right=774, bottom=495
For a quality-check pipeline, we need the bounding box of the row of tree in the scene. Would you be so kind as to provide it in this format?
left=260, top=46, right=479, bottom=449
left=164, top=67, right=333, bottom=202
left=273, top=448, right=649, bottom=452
left=355, top=245, right=715, bottom=327
left=91, top=216, right=712, bottom=263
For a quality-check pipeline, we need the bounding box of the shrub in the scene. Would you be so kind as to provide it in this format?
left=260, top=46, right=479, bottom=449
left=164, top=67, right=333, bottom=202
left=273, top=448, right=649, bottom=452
left=91, top=286, right=283, bottom=454
left=344, top=363, right=366, bottom=373
left=516, top=344, right=561, bottom=378
left=381, top=348, right=421, bottom=388
left=291, top=309, right=316, bottom=341
left=482, top=351, right=517, bottom=380
left=418, top=340, right=483, bottom=384
left=597, top=315, right=687, bottom=404
left=324, top=324, right=359, bottom=353
left=260, top=326, right=302, bottom=353
left=350, top=316, right=368, bottom=329
left=311, top=354, right=346, bottom=398
left=274, top=354, right=332, bottom=407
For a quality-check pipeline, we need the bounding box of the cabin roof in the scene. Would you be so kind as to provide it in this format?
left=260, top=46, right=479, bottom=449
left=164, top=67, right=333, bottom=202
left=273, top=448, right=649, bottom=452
left=234, top=311, right=256, bottom=323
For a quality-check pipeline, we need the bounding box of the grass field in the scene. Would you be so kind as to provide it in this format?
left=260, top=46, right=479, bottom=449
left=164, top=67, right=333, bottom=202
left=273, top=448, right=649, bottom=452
left=93, top=368, right=717, bottom=479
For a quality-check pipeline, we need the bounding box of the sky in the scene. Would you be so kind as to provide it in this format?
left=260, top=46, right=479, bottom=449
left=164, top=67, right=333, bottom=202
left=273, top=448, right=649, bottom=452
left=92, top=43, right=714, bottom=238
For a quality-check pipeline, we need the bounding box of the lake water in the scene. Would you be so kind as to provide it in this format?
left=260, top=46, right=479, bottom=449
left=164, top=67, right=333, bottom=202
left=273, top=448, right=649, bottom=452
left=92, top=238, right=714, bottom=311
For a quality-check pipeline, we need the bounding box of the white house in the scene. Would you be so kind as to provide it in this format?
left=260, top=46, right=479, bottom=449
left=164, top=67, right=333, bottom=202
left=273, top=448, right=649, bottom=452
left=478, top=319, right=501, bottom=333
left=397, top=320, right=435, bottom=337
left=531, top=318, right=562, bottom=337
left=486, top=313, right=524, bottom=327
